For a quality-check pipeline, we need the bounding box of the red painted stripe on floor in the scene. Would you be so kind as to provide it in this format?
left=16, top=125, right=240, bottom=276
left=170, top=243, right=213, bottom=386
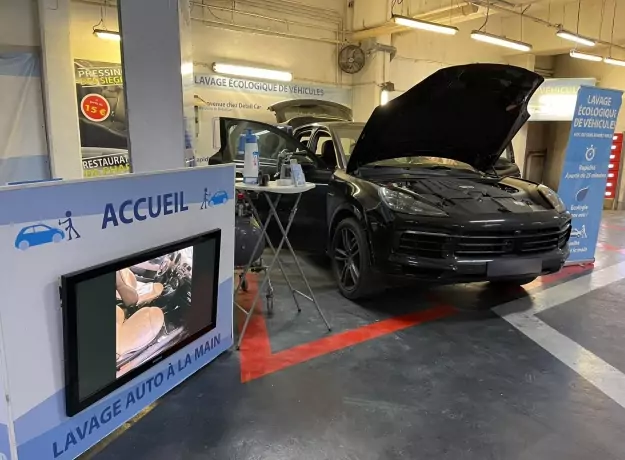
left=240, top=303, right=455, bottom=383
left=601, top=223, right=625, bottom=231
left=597, top=242, right=625, bottom=254
left=236, top=261, right=596, bottom=383
left=235, top=276, right=272, bottom=376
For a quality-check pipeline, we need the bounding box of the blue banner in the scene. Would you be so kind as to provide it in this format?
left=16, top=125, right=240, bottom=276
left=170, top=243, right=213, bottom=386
left=558, top=86, right=623, bottom=263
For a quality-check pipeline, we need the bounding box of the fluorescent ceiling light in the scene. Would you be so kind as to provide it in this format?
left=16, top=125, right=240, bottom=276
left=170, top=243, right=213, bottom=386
left=93, top=29, right=120, bottom=41
left=392, top=15, right=458, bottom=35
left=570, top=50, right=602, bottom=61
left=212, top=62, right=292, bottom=82
left=380, top=90, right=390, bottom=106
left=604, top=57, right=625, bottom=67
left=470, top=31, right=532, bottom=52
left=556, top=30, right=595, bottom=47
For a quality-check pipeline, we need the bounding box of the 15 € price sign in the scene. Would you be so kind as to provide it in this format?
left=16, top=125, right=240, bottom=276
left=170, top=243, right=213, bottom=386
left=80, top=93, right=111, bottom=122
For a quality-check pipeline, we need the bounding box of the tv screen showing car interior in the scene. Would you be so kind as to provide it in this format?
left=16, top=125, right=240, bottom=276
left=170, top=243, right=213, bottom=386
left=62, top=230, right=221, bottom=416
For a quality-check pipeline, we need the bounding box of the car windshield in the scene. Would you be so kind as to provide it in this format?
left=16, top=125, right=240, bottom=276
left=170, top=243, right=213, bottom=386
left=333, top=125, right=364, bottom=160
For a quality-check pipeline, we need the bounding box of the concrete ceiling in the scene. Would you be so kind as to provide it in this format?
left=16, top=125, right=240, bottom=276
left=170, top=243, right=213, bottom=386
left=351, top=0, right=625, bottom=57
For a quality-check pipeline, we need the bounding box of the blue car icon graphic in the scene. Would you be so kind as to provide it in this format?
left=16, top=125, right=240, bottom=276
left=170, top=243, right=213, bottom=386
left=209, top=190, right=229, bottom=207
left=14, top=224, right=65, bottom=250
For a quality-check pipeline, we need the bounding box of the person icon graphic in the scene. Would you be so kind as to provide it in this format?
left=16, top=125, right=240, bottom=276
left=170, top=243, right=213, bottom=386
left=200, top=188, right=211, bottom=210
left=59, top=211, right=81, bottom=240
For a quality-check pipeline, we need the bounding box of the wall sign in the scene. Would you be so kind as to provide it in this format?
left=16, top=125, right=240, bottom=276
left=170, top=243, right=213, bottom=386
left=557, top=85, right=623, bottom=263
left=193, top=71, right=353, bottom=159
left=528, top=78, right=597, bottom=121
left=194, top=73, right=352, bottom=106
left=74, top=60, right=130, bottom=178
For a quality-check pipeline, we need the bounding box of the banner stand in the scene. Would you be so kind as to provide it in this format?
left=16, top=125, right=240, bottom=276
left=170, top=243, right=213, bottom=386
left=0, top=164, right=234, bottom=460
left=557, top=85, right=623, bottom=264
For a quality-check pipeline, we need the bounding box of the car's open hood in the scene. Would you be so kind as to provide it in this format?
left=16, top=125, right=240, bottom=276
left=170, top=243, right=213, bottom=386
left=268, top=99, right=353, bottom=128
left=346, top=64, right=543, bottom=173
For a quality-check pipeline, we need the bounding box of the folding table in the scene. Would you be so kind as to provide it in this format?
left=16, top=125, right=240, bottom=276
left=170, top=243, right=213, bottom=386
left=234, top=181, right=332, bottom=349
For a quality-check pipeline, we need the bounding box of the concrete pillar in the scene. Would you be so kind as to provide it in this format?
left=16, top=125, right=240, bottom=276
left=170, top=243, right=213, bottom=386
left=350, top=0, right=391, bottom=121
left=118, top=0, right=194, bottom=173
left=507, top=54, right=537, bottom=178
left=37, top=0, right=83, bottom=180
left=352, top=42, right=387, bottom=121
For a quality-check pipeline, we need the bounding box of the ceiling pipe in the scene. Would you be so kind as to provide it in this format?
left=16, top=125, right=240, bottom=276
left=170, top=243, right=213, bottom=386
left=351, top=0, right=625, bottom=52
left=217, top=0, right=342, bottom=22
left=192, top=16, right=343, bottom=44
left=192, top=2, right=345, bottom=34
left=350, top=3, right=480, bottom=41
left=468, top=0, right=625, bottom=51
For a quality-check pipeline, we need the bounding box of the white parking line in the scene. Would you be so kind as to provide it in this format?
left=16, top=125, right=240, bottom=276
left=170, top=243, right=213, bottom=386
left=493, top=260, right=625, bottom=410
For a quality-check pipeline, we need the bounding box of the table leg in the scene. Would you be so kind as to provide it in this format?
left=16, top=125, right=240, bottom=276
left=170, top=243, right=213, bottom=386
left=233, top=193, right=281, bottom=316
left=265, top=193, right=332, bottom=331
left=236, top=192, right=301, bottom=349
left=234, top=193, right=281, bottom=297
left=243, top=193, right=301, bottom=312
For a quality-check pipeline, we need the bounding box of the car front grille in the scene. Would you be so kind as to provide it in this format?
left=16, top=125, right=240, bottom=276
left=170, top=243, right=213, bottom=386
left=397, top=223, right=571, bottom=259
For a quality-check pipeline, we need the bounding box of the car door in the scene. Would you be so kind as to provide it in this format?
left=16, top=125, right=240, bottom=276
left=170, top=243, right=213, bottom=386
left=212, top=118, right=331, bottom=251
left=213, top=118, right=305, bottom=179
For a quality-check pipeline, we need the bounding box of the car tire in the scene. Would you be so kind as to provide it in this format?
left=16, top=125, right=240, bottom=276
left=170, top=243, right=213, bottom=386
left=491, top=276, right=537, bottom=286
left=331, top=218, right=380, bottom=300
left=18, top=240, right=29, bottom=251
left=53, top=233, right=62, bottom=243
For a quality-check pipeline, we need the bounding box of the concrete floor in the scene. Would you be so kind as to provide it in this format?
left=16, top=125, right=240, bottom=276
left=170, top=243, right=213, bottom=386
left=90, top=212, right=625, bottom=460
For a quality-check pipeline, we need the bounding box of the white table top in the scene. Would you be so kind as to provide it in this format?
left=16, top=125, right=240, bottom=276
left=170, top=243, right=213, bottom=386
left=236, top=181, right=316, bottom=194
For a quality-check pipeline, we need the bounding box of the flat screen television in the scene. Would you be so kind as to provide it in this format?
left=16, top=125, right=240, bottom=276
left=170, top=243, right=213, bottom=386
left=61, top=229, right=221, bottom=416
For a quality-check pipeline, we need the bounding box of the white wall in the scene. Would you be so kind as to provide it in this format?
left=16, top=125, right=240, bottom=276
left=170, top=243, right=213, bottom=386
left=70, top=2, right=121, bottom=62
left=554, top=54, right=625, bottom=130
left=390, top=18, right=509, bottom=92
left=349, top=0, right=515, bottom=120
left=69, top=0, right=348, bottom=87
left=0, top=0, right=50, bottom=184
left=190, top=1, right=347, bottom=87
left=0, top=0, right=40, bottom=49
left=501, top=0, right=625, bottom=56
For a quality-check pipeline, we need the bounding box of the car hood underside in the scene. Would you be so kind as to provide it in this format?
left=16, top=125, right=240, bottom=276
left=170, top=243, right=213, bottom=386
left=347, top=64, right=544, bottom=173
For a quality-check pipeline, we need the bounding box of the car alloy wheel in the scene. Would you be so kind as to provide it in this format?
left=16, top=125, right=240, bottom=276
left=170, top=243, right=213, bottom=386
left=332, top=218, right=381, bottom=299
left=334, top=227, right=361, bottom=291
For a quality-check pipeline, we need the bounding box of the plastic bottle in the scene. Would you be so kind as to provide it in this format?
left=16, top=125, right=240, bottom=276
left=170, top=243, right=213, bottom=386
left=243, top=129, right=260, bottom=185
left=237, top=133, right=246, bottom=158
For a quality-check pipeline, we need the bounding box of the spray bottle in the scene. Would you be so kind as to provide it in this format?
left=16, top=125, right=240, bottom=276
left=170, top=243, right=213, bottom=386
left=243, top=129, right=259, bottom=185
left=237, top=133, right=246, bottom=158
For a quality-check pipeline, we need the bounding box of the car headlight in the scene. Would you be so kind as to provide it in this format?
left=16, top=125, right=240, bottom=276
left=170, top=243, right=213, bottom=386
left=378, top=188, right=447, bottom=216
left=538, top=185, right=566, bottom=213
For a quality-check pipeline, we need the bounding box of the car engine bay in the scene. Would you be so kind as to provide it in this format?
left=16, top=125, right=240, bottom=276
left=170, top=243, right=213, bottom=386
left=383, top=177, right=550, bottom=214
